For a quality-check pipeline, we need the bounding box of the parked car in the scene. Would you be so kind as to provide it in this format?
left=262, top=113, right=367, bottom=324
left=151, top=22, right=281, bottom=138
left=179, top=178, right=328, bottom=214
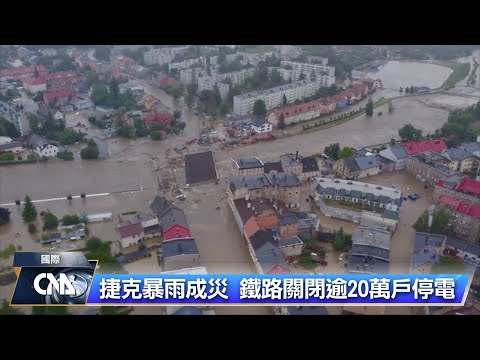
left=339, top=253, right=344, bottom=261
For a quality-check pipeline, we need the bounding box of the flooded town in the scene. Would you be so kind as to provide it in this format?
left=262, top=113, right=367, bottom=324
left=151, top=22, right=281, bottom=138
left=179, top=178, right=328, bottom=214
left=1, top=45, right=480, bottom=316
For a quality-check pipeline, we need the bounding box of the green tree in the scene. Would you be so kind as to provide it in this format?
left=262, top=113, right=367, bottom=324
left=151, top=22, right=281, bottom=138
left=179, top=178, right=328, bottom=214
left=28, top=223, right=37, bottom=234
left=80, top=139, right=99, bottom=160
left=398, top=124, right=419, bottom=141
left=310, top=70, right=316, bottom=81
left=150, top=131, right=162, bottom=141
left=390, top=138, right=396, bottom=146
left=324, top=143, right=340, bottom=160
left=278, top=114, right=286, bottom=129
left=219, top=101, right=230, bottom=116
left=62, top=214, right=81, bottom=226
left=365, top=99, right=374, bottom=116
left=22, top=195, right=37, bottom=222
left=0, top=117, right=20, bottom=138
left=338, top=147, right=355, bottom=159
left=253, top=99, right=267, bottom=118
left=282, top=94, right=288, bottom=106
left=109, top=77, right=120, bottom=103
left=298, top=72, right=306, bottom=80
left=42, top=211, right=58, bottom=230
left=431, top=208, right=451, bottom=235
left=90, top=84, right=110, bottom=106
left=333, top=227, right=346, bottom=251
left=177, top=122, right=186, bottom=131
left=405, top=86, right=410, bottom=94
left=58, top=128, right=84, bottom=145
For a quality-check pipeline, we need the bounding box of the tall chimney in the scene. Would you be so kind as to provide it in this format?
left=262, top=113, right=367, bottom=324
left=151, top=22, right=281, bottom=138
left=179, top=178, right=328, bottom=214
left=296, top=150, right=299, bottom=160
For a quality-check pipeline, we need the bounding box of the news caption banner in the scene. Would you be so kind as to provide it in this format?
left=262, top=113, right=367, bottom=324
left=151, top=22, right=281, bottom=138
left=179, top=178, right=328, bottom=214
left=9, top=252, right=471, bottom=306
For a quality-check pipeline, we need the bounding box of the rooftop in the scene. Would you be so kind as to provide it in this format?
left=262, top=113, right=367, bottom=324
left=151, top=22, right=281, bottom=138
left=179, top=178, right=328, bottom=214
left=315, top=177, right=402, bottom=201
left=401, top=139, right=448, bottom=156
left=437, top=195, right=480, bottom=220
left=118, top=222, right=143, bottom=239
left=162, top=238, right=199, bottom=258
left=445, top=236, right=480, bottom=257
left=301, top=157, right=320, bottom=173
left=279, top=214, right=298, bottom=226
left=410, top=151, right=458, bottom=177
left=160, top=207, right=190, bottom=232
left=264, top=161, right=284, bottom=173
left=234, top=79, right=317, bottom=100
left=232, top=157, right=264, bottom=170
left=185, top=151, right=218, bottom=185
left=280, top=153, right=301, bottom=167
left=277, top=236, right=303, bottom=247
left=352, top=226, right=391, bottom=250
left=150, top=196, right=173, bottom=218
left=253, top=240, right=287, bottom=274
left=228, top=172, right=301, bottom=193
left=353, top=155, right=380, bottom=170
left=414, top=232, right=446, bottom=251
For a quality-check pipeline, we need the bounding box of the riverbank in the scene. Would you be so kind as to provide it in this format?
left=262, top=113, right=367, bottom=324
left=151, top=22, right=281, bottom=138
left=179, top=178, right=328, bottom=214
left=301, top=97, right=388, bottom=134
left=442, top=61, right=471, bottom=89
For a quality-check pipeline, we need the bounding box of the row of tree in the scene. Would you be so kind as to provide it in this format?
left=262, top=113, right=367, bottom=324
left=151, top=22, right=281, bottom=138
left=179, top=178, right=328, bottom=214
left=323, top=143, right=355, bottom=160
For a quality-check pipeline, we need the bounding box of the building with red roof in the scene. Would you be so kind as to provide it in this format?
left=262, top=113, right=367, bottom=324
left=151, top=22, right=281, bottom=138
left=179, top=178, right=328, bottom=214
left=0, top=65, right=47, bottom=81
left=436, top=195, right=480, bottom=243
left=43, top=88, right=74, bottom=106
left=23, top=71, right=86, bottom=94
left=23, top=76, right=47, bottom=94
left=144, top=112, right=172, bottom=126
left=401, top=139, right=448, bottom=156
left=267, top=98, right=335, bottom=127
left=267, top=264, right=291, bottom=274
left=434, top=176, right=480, bottom=206
left=160, top=76, right=181, bottom=89
left=118, top=222, right=144, bottom=248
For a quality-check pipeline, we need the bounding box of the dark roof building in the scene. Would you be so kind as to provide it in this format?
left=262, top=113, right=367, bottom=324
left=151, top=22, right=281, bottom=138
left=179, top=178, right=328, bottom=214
left=162, top=237, right=199, bottom=258
left=301, top=157, right=320, bottom=173
left=160, top=207, right=190, bottom=232
left=150, top=196, right=173, bottom=218
left=264, top=161, right=284, bottom=173
left=185, top=151, right=218, bottom=185
left=231, top=157, right=264, bottom=170
left=279, top=214, right=298, bottom=226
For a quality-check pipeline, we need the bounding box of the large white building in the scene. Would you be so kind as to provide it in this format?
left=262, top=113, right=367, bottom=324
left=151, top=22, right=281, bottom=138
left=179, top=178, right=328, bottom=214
left=233, top=80, right=321, bottom=115
left=197, top=76, right=229, bottom=100
left=169, top=58, right=205, bottom=72
left=279, top=61, right=335, bottom=87
left=143, top=47, right=189, bottom=66
left=179, top=67, right=206, bottom=85
left=214, top=68, right=255, bottom=86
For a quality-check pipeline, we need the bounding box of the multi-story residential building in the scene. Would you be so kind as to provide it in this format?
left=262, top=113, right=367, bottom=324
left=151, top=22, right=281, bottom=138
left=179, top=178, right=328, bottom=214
left=300, top=157, right=321, bottom=181
left=23, top=133, right=58, bottom=157
left=434, top=176, right=480, bottom=206
left=161, top=237, right=200, bottom=272
left=231, top=157, right=264, bottom=176
left=0, top=65, right=47, bottom=81
left=214, top=68, right=255, bottom=86
left=401, top=139, right=448, bottom=156
left=313, top=177, right=403, bottom=208
left=436, top=195, right=480, bottom=244
left=267, top=98, right=335, bottom=127
left=332, top=155, right=381, bottom=179
left=179, top=67, right=206, bottom=85
left=23, top=71, right=87, bottom=93
left=280, top=60, right=335, bottom=86
left=379, top=144, right=410, bottom=170
left=443, top=236, right=480, bottom=268
left=359, top=204, right=399, bottom=233
left=306, top=56, right=328, bottom=65
left=143, top=47, right=189, bottom=66
left=117, top=212, right=161, bottom=248
left=169, top=58, right=204, bottom=72
left=197, top=76, right=229, bottom=100
left=442, top=141, right=480, bottom=174
left=347, top=226, right=391, bottom=274
left=410, top=232, right=446, bottom=274
left=233, top=80, right=321, bottom=115
left=227, top=172, right=302, bottom=208
left=43, top=88, right=74, bottom=107
left=406, top=151, right=461, bottom=186
left=280, top=153, right=303, bottom=177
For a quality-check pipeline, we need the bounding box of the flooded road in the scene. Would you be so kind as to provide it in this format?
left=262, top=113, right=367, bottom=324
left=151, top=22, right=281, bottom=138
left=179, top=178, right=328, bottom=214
left=368, top=61, right=452, bottom=90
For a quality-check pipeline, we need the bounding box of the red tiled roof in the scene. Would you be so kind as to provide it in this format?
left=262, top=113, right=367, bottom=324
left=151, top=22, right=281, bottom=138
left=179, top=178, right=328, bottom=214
left=268, top=98, right=333, bottom=119
left=118, top=222, right=143, bottom=238
left=161, top=76, right=179, bottom=87
left=145, top=112, right=172, bottom=125
left=0, top=65, right=47, bottom=78
left=23, top=76, right=46, bottom=85
left=267, top=264, right=291, bottom=274
left=44, top=88, right=73, bottom=101
left=455, top=177, right=480, bottom=196
left=438, top=195, right=480, bottom=219
left=45, top=71, right=78, bottom=80
left=400, top=140, right=448, bottom=156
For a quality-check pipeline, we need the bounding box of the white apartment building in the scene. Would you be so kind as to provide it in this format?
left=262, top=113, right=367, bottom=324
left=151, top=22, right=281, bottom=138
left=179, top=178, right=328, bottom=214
left=280, top=61, right=335, bottom=86
left=214, top=68, right=255, bottom=86
left=233, top=80, right=321, bottom=115
left=197, top=76, right=229, bottom=100
left=225, top=52, right=273, bottom=67
left=179, top=67, right=206, bottom=85
left=143, top=47, right=189, bottom=66
left=169, top=58, right=205, bottom=72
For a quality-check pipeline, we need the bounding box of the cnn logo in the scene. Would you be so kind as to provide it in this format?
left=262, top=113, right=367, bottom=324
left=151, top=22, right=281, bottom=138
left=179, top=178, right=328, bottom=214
left=33, top=273, right=76, bottom=296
